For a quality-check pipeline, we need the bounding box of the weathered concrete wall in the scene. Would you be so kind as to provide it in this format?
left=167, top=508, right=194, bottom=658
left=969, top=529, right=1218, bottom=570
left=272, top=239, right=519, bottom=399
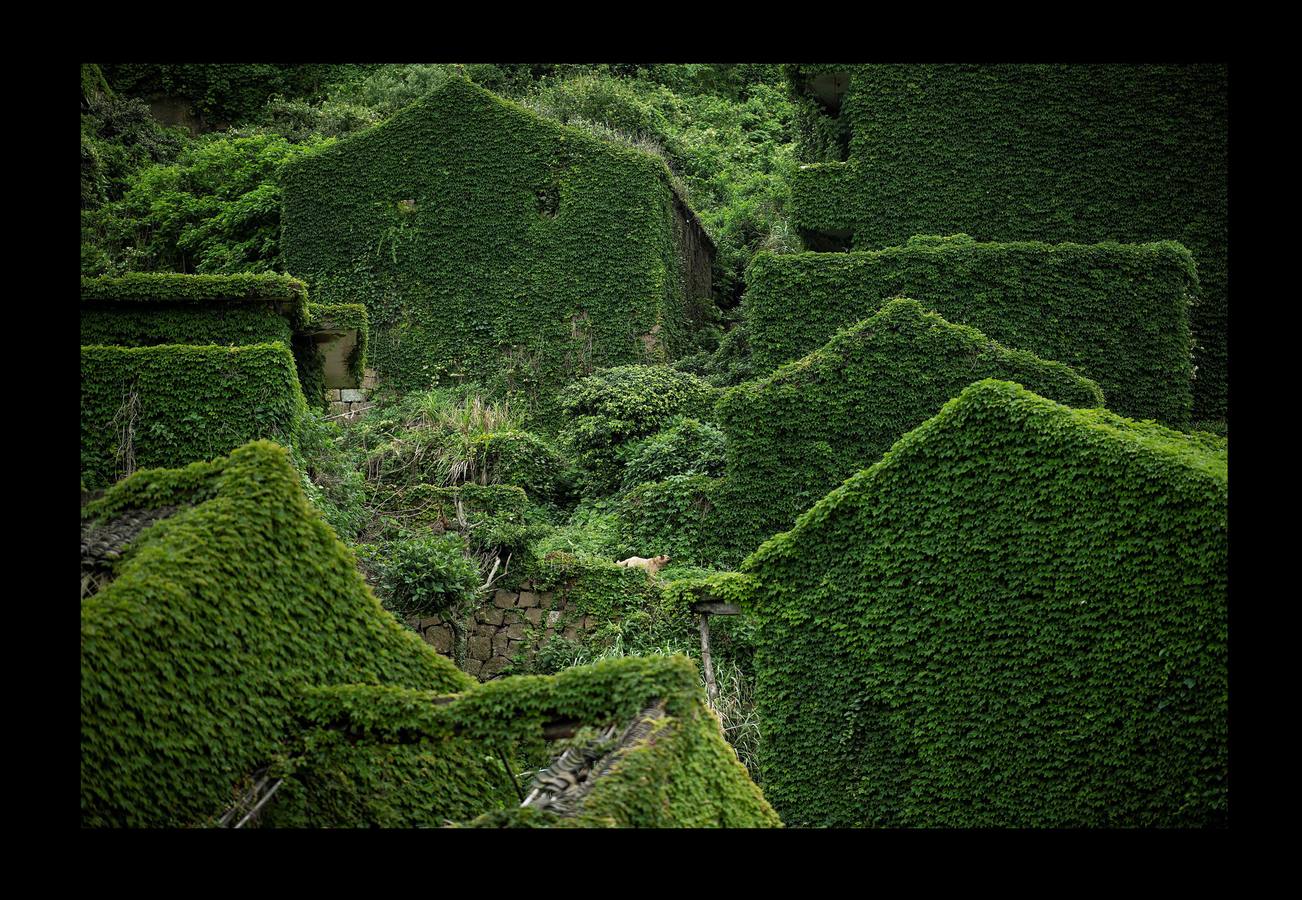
left=409, top=579, right=599, bottom=681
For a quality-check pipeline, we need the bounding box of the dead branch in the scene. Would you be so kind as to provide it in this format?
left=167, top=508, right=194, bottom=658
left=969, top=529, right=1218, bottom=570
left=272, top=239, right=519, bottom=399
left=478, top=552, right=511, bottom=594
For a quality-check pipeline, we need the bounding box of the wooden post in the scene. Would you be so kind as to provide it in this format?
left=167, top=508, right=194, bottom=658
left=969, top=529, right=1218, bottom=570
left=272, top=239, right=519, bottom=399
left=699, top=613, right=718, bottom=708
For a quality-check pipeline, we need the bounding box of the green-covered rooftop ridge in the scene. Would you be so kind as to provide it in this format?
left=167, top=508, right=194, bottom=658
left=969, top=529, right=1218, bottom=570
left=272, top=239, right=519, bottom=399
left=745, top=378, right=1227, bottom=574
left=80, top=272, right=308, bottom=304
left=284, top=76, right=708, bottom=228
left=81, top=439, right=486, bottom=827
left=744, top=296, right=1104, bottom=403
left=80, top=273, right=310, bottom=329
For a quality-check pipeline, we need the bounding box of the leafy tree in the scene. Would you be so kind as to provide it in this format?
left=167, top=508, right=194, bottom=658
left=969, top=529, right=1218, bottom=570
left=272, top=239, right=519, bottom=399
left=85, top=133, right=325, bottom=275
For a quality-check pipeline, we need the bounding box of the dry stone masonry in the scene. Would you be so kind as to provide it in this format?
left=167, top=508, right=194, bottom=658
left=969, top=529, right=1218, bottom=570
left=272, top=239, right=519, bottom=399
left=410, top=579, right=598, bottom=680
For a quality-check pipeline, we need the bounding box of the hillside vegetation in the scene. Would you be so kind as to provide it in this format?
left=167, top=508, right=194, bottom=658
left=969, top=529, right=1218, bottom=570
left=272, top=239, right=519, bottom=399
left=79, top=62, right=1228, bottom=828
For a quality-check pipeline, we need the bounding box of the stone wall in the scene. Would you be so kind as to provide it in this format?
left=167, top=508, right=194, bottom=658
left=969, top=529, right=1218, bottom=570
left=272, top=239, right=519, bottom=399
left=325, top=367, right=378, bottom=420
left=408, top=579, right=598, bottom=680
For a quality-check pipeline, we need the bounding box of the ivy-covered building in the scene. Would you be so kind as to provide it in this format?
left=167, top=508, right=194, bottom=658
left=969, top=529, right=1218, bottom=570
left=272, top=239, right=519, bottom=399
left=79, top=273, right=369, bottom=489
left=781, top=64, right=1227, bottom=422
left=281, top=77, right=715, bottom=423
left=741, top=380, right=1228, bottom=827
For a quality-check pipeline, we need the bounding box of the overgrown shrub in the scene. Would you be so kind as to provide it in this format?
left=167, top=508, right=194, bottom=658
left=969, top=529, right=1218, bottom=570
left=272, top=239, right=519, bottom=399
left=472, top=429, right=573, bottom=504
left=362, top=532, right=481, bottom=619
left=81, top=91, right=188, bottom=210
left=620, top=417, right=725, bottom=491
left=84, top=133, right=323, bottom=276
left=558, top=365, right=720, bottom=496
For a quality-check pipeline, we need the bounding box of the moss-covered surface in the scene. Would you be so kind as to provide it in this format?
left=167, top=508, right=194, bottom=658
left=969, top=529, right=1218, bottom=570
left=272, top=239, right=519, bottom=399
left=717, top=298, right=1104, bottom=556
left=291, top=655, right=780, bottom=828
left=80, top=343, right=307, bottom=490
left=740, top=380, right=1227, bottom=827
left=743, top=238, right=1196, bottom=426
left=282, top=78, right=706, bottom=423
left=81, top=272, right=308, bottom=324
left=784, top=64, right=1226, bottom=420
left=80, top=440, right=510, bottom=827
left=79, top=274, right=370, bottom=414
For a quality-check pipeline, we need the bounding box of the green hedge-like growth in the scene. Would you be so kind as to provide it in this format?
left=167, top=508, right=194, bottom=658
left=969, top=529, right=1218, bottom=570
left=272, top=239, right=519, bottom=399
left=281, top=78, right=704, bottom=423
left=743, top=239, right=1196, bottom=425
left=471, top=430, right=573, bottom=505
left=80, top=343, right=307, bottom=490
left=80, top=304, right=294, bottom=350
left=784, top=64, right=1227, bottom=420
left=80, top=272, right=308, bottom=358
left=718, top=298, right=1103, bottom=556
left=741, top=379, right=1227, bottom=827
left=81, top=441, right=510, bottom=827
left=81, top=273, right=308, bottom=327
left=620, top=417, right=725, bottom=492
left=80, top=273, right=341, bottom=411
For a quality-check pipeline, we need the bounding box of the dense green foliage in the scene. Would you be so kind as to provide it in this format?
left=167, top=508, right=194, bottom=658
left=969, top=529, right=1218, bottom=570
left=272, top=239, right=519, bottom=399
left=785, top=64, right=1227, bottom=420
left=84, top=133, right=322, bottom=276
left=471, top=430, right=572, bottom=505
left=620, top=416, right=725, bottom=491
left=521, top=69, right=798, bottom=307
left=81, top=441, right=510, bottom=826
left=741, top=380, right=1227, bottom=827
left=289, top=654, right=780, bottom=827
left=100, top=64, right=368, bottom=125
left=80, top=343, right=307, bottom=490
left=80, top=271, right=309, bottom=313
left=716, top=298, right=1104, bottom=554
left=80, top=304, right=293, bottom=350
left=80, top=273, right=308, bottom=348
left=744, top=238, right=1196, bottom=425
left=84, top=64, right=797, bottom=308
left=81, top=85, right=187, bottom=211
left=78, top=63, right=1228, bottom=829
left=349, top=389, right=568, bottom=507
left=281, top=78, right=704, bottom=422
left=557, top=365, right=720, bottom=495
left=617, top=474, right=727, bottom=568
left=361, top=532, right=482, bottom=619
